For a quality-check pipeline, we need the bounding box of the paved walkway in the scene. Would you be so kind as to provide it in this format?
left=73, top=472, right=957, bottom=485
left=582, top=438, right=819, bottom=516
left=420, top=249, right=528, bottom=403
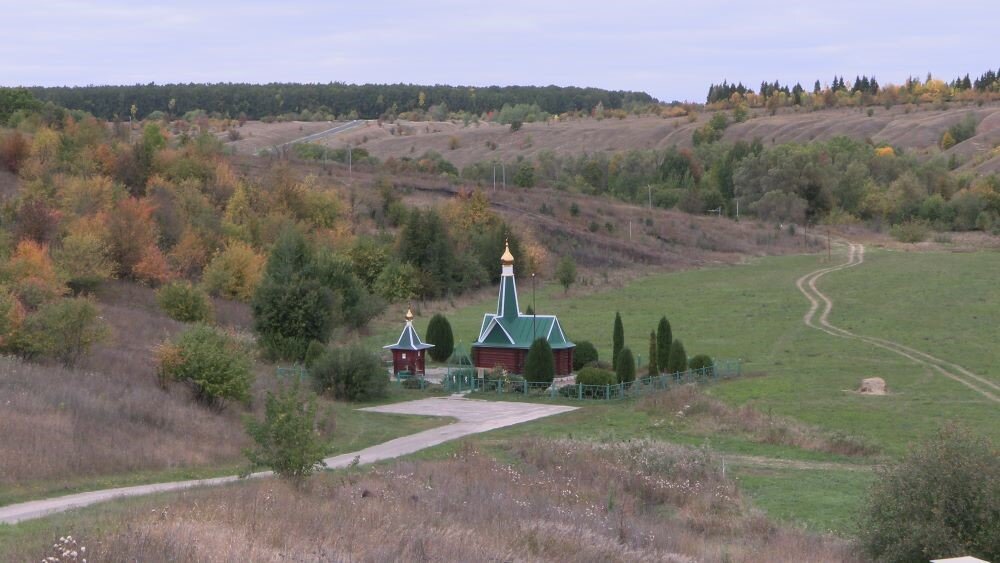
left=0, top=398, right=576, bottom=525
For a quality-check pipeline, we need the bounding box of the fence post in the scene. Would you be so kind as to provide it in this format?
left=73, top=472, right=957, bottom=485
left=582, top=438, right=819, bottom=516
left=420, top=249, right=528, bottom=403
left=524, top=380, right=528, bottom=395
left=578, top=383, right=582, bottom=400
left=605, top=384, right=609, bottom=400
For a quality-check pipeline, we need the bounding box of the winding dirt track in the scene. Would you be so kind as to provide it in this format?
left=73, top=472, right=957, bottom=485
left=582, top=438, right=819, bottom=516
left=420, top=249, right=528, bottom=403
left=795, top=242, right=1000, bottom=403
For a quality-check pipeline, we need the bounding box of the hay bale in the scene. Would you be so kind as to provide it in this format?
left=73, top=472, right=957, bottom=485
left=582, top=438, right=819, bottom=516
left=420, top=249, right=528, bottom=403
left=858, top=377, right=887, bottom=395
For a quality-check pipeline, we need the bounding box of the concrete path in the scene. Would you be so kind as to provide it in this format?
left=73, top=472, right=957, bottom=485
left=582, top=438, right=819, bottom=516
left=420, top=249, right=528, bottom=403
left=0, top=398, right=576, bottom=525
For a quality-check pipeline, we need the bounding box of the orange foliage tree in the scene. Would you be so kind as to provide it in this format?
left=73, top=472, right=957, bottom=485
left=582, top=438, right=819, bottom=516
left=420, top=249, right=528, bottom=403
left=106, top=197, right=159, bottom=278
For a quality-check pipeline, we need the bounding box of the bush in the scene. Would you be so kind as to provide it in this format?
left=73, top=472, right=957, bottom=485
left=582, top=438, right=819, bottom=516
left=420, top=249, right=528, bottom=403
left=425, top=314, right=454, bottom=362
left=858, top=425, right=998, bottom=562
left=524, top=338, right=555, bottom=383
left=572, top=340, right=598, bottom=370
left=244, top=381, right=329, bottom=484
left=575, top=367, right=616, bottom=386
left=8, top=297, right=109, bottom=367
left=310, top=345, right=388, bottom=401
left=666, top=339, right=688, bottom=375
left=157, top=324, right=253, bottom=408
left=156, top=281, right=214, bottom=323
left=688, top=354, right=714, bottom=372
left=615, top=347, right=635, bottom=383
left=890, top=220, right=930, bottom=243
left=202, top=242, right=266, bottom=302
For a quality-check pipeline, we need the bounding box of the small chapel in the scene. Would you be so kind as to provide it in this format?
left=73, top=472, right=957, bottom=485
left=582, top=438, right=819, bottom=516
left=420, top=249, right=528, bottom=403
left=472, top=241, right=575, bottom=375
left=384, top=308, right=433, bottom=377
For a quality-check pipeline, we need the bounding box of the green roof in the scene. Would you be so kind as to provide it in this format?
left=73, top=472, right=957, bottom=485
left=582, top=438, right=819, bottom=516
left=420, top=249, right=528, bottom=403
left=474, top=313, right=574, bottom=349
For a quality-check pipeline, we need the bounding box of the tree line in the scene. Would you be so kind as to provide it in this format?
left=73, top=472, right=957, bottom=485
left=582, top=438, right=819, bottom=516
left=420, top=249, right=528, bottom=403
left=25, top=82, right=655, bottom=121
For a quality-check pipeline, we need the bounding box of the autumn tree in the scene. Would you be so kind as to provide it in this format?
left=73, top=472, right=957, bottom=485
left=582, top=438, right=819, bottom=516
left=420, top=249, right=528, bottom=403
left=106, top=197, right=159, bottom=278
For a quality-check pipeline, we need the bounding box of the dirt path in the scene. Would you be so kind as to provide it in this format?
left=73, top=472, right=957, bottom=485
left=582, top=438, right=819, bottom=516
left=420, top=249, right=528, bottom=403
left=0, top=398, right=576, bottom=525
left=724, top=454, right=874, bottom=472
left=796, top=242, right=1000, bottom=403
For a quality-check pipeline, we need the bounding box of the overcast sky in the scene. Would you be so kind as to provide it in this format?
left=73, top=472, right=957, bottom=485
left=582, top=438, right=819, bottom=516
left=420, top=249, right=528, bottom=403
left=2, top=1, right=997, bottom=102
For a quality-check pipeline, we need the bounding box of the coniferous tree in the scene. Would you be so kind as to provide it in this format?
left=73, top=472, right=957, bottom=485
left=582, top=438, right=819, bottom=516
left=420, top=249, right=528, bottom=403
left=425, top=314, right=454, bottom=362
left=666, top=339, right=688, bottom=375
left=252, top=228, right=336, bottom=361
left=656, top=316, right=672, bottom=372
left=612, top=312, right=624, bottom=370
left=524, top=338, right=555, bottom=383
left=616, top=347, right=635, bottom=383
left=647, top=331, right=658, bottom=376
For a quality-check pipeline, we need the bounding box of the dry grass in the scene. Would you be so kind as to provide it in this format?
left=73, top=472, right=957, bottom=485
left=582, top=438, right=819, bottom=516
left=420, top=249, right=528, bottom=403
left=40, top=440, right=857, bottom=562
left=0, top=281, right=264, bottom=493
left=638, top=384, right=878, bottom=457
left=0, top=355, right=248, bottom=490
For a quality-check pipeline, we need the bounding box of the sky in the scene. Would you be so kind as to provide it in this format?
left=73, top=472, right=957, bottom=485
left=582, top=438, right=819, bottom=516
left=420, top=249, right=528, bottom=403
left=2, top=1, right=998, bottom=102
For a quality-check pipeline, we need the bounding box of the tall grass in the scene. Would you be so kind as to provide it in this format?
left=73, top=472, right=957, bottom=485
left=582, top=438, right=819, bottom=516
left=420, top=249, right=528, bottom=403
left=32, top=440, right=857, bottom=562
left=0, top=356, right=249, bottom=491
left=638, top=384, right=878, bottom=457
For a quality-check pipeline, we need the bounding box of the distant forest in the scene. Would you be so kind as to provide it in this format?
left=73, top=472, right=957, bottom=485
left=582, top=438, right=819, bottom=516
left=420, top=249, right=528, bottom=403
left=27, top=83, right=656, bottom=121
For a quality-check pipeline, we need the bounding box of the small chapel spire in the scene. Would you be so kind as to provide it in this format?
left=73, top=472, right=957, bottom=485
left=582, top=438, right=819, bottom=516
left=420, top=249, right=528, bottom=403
left=405, top=307, right=414, bottom=322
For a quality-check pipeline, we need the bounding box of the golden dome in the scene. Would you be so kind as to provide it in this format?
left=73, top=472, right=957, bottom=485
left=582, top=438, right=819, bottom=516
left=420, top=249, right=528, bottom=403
left=405, top=308, right=414, bottom=322
left=500, top=239, right=515, bottom=266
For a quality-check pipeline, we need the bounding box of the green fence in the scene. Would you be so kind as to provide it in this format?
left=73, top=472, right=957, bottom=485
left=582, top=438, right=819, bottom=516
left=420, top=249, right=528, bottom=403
left=443, top=359, right=742, bottom=401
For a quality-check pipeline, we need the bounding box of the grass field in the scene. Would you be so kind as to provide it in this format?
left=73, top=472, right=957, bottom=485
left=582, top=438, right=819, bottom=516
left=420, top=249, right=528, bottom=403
left=4, top=243, right=996, bottom=552
left=366, top=244, right=999, bottom=531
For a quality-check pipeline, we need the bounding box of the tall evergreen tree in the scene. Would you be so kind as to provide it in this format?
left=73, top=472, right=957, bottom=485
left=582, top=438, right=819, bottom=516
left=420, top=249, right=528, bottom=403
left=666, top=339, right=688, bottom=375
left=647, top=331, right=658, bottom=376
left=616, top=347, right=635, bottom=383
left=524, top=338, right=555, bottom=383
left=252, top=228, right=336, bottom=361
left=425, top=314, right=454, bottom=362
left=656, top=316, right=672, bottom=372
left=612, top=312, right=624, bottom=370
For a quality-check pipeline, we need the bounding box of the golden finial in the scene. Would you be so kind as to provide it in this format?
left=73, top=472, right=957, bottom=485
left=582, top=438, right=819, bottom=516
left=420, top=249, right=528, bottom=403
left=501, top=238, right=514, bottom=266
left=405, top=308, right=414, bottom=322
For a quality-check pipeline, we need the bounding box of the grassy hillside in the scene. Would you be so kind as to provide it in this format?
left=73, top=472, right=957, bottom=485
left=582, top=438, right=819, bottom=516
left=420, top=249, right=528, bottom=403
left=235, top=103, right=1000, bottom=174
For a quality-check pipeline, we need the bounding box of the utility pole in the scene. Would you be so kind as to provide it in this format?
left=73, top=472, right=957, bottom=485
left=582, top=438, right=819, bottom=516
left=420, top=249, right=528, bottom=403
left=532, top=273, right=536, bottom=343
left=735, top=198, right=739, bottom=220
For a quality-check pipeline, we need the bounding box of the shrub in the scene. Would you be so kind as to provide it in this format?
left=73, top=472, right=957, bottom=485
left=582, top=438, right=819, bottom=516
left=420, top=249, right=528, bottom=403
left=156, top=281, right=214, bottom=323
left=555, top=255, right=577, bottom=293
left=890, top=220, right=930, bottom=243
left=310, top=345, right=388, bottom=401
left=858, top=425, right=998, bottom=563
left=666, top=339, right=688, bottom=375
left=524, top=338, right=555, bottom=383
left=54, top=231, right=113, bottom=294
left=569, top=202, right=580, bottom=217
left=157, top=324, right=253, bottom=408
left=202, top=241, right=266, bottom=301
left=688, top=354, right=714, bottom=372
left=425, top=313, right=454, bottom=362
left=615, top=347, right=636, bottom=383
left=8, top=297, right=109, bottom=367
left=572, top=340, right=598, bottom=370
left=575, top=366, right=616, bottom=386
left=243, top=381, right=329, bottom=484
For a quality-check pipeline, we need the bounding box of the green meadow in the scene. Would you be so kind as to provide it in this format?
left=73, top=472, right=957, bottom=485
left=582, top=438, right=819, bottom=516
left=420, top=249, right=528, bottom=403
left=368, top=245, right=999, bottom=532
